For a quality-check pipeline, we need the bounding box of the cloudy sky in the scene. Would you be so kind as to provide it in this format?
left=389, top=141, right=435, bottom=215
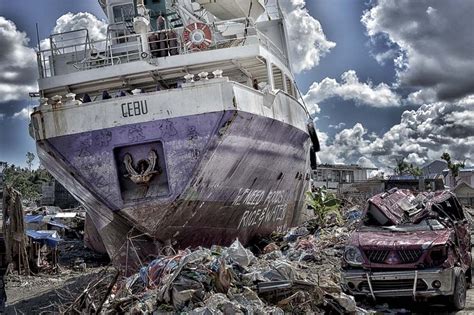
left=0, top=0, right=473, bottom=172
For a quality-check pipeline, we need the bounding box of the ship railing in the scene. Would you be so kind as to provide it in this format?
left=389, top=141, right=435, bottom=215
left=37, top=17, right=288, bottom=78
left=48, top=29, right=92, bottom=55
left=37, top=29, right=93, bottom=78
left=257, top=31, right=288, bottom=66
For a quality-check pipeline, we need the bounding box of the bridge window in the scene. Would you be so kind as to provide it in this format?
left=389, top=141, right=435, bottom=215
left=285, top=75, right=296, bottom=98
left=271, top=65, right=284, bottom=91
left=113, top=4, right=135, bottom=23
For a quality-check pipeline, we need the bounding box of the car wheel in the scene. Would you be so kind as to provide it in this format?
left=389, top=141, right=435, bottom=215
left=449, top=267, right=467, bottom=311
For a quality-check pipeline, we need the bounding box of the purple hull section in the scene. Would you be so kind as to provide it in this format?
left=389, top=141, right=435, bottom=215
left=38, top=110, right=311, bottom=264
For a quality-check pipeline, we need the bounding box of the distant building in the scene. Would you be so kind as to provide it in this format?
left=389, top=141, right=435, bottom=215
left=453, top=182, right=474, bottom=207
left=384, top=174, right=445, bottom=191
left=385, top=161, right=474, bottom=204
left=445, top=168, right=474, bottom=189
left=312, top=164, right=383, bottom=198
left=458, top=168, right=474, bottom=186
left=384, top=159, right=449, bottom=192
left=41, top=179, right=79, bottom=209
left=445, top=168, right=474, bottom=207
left=422, top=160, right=448, bottom=177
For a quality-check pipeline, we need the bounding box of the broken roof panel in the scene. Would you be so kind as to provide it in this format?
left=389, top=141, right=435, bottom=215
left=26, top=230, right=62, bottom=247
left=24, top=215, right=44, bottom=224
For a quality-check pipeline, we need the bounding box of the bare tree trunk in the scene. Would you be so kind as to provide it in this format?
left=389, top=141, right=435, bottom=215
left=2, top=186, right=30, bottom=275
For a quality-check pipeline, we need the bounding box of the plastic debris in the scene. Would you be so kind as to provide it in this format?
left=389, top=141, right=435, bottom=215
left=70, top=201, right=372, bottom=314
left=224, top=239, right=256, bottom=267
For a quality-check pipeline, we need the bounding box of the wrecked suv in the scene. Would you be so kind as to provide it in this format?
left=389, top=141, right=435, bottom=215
left=341, top=189, right=472, bottom=310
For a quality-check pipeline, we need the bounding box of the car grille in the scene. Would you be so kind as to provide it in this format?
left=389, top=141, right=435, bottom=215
left=364, top=249, right=423, bottom=264
left=398, top=249, right=423, bottom=263
left=359, top=279, right=428, bottom=292
left=364, top=250, right=389, bottom=263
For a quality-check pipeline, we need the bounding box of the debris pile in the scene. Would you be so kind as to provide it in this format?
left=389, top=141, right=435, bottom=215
left=82, top=207, right=368, bottom=314
left=23, top=206, right=87, bottom=273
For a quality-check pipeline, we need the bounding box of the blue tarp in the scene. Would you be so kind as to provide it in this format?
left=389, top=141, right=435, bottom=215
left=25, top=215, right=69, bottom=229
left=26, top=230, right=62, bottom=247
left=24, top=215, right=43, bottom=224
left=47, top=221, right=69, bottom=230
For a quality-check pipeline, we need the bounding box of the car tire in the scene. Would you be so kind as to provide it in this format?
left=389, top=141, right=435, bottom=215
left=448, top=267, right=467, bottom=311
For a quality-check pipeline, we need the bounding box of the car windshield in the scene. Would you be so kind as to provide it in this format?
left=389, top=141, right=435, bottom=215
left=360, top=218, right=446, bottom=232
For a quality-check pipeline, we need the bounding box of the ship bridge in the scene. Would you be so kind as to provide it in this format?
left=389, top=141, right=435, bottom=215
left=36, top=0, right=299, bottom=102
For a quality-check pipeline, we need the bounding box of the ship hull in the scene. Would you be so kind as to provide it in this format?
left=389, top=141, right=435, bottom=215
left=33, top=81, right=311, bottom=265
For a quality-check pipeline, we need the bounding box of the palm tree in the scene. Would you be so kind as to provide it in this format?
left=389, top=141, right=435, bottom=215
left=26, top=152, right=35, bottom=171
left=394, top=158, right=409, bottom=175
left=441, top=152, right=465, bottom=186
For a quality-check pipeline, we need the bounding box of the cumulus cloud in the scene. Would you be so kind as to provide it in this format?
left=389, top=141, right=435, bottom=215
left=0, top=12, right=107, bottom=104
left=0, top=113, right=5, bottom=120
left=362, top=0, right=474, bottom=101
left=328, top=122, right=346, bottom=130
left=53, top=12, right=107, bottom=40
left=318, top=96, right=474, bottom=172
left=304, top=70, right=401, bottom=108
left=357, top=156, right=377, bottom=169
left=40, top=12, right=107, bottom=50
left=0, top=17, right=38, bottom=103
left=372, top=48, right=397, bottom=66
left=12, top=107, right=33, bottom=120
left=407, top=89, right=437, bottom=105
left=276, top=0, right=335, bottom=73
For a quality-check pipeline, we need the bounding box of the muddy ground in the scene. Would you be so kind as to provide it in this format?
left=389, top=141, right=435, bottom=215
left=5, top=238, right=110, bottom=314
left=6, top=268, right=105, bottom=314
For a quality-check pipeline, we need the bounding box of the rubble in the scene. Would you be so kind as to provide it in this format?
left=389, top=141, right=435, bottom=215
left=13, top=185, right=460, bottom=313
left=63, top=201, right=369, bottom=314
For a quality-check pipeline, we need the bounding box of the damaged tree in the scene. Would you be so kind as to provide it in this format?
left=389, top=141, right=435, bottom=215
left=2, top=186, right=30, bottom=275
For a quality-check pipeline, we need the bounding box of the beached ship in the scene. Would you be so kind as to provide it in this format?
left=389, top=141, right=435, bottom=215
left=30, top=0, right=319, bottom=264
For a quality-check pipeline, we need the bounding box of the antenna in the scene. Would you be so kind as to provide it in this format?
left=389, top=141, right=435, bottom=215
left=36, top=23, right=40, bottom=51
left=276, top=0, right=284, bottom=19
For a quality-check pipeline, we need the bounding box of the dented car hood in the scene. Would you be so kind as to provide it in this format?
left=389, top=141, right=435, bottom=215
left=353, top=229, right=452, bottom=249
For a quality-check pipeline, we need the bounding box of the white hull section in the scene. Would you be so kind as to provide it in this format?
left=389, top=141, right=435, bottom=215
left=32, top=78, right=308, bottom=141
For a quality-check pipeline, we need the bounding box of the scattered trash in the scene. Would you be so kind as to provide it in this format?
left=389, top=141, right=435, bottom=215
left=75, top=203, right=367, bottom=314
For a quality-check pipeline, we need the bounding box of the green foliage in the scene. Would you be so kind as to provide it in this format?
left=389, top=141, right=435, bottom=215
left=394, top=158, right=423, bottom=177
left=306, top=187, right=342, bottom=225
left=408, top=164, right=423, bottom=177
left=26, top=152, right=35, bottom=171
left=441, top=152, right=465, bottom=178
left=1, top=162, right=52, bottom=203
left=394, top=158, right=410, bottom=175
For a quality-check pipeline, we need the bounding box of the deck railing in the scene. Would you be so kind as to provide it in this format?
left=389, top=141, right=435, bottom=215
left=37, top=17, right=288, bottom=79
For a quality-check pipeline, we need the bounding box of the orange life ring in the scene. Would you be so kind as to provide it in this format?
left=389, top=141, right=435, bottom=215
left=183, top=22, right=213, bottom=51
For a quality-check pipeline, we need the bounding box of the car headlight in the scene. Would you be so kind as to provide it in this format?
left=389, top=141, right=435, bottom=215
left=428, top=245, right=448, bottom=266
left=344, top=246, right=364, bottom=266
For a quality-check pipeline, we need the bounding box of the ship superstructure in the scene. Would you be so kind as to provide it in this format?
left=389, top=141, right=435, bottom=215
left=30, top=0, right=319, bottom=265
